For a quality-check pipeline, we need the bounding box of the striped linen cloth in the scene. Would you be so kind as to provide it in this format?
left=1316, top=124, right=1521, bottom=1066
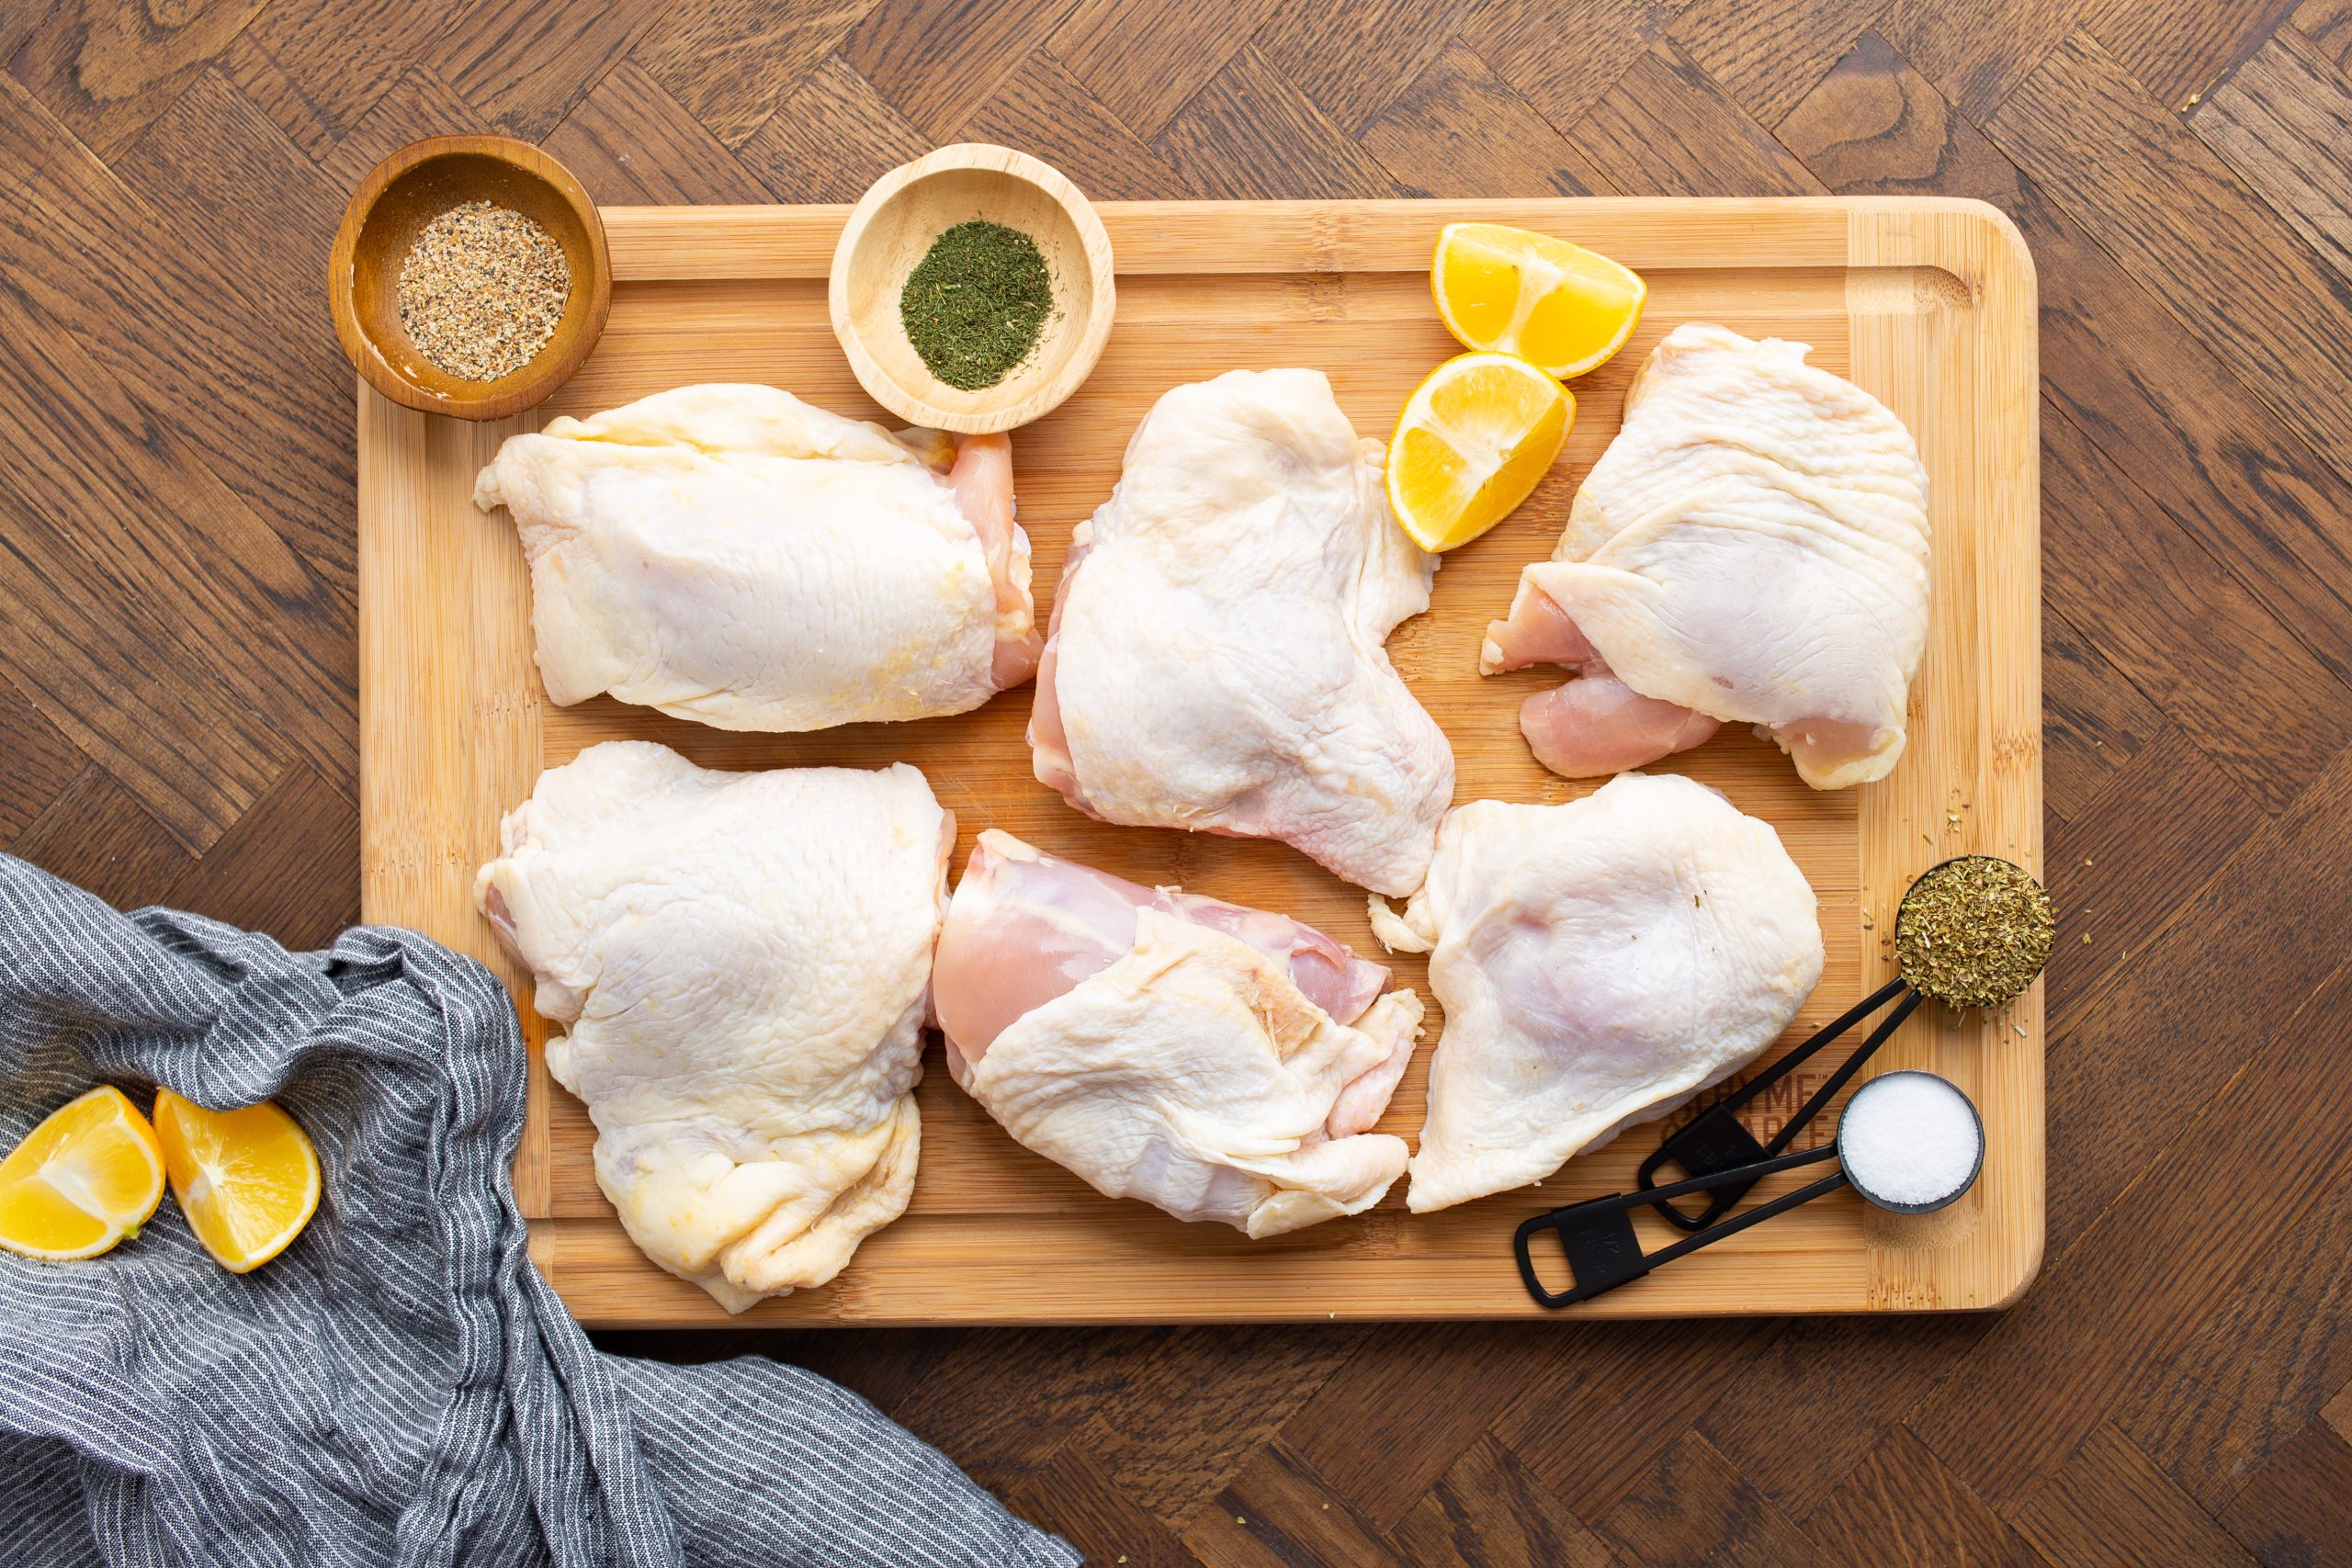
left=0, top=853, right=1075, bottom=1568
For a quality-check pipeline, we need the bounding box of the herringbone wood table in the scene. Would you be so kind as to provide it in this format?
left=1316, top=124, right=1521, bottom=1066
left=4, top=2, right=2348, bottom=1562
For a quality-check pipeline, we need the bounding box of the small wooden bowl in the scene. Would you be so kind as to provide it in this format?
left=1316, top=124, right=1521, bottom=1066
left=329, top=135, right=611, bottom=422
left=830, top=144, right=1115, bottom=434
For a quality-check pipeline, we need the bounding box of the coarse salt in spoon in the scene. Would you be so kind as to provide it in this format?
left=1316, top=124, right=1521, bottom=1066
left=1512, top=1070, right=1986, bottom=1307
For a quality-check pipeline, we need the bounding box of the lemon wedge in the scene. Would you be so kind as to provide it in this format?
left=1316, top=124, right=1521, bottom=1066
left=153, top=1089, right=321, bottom=1274
left=0, top=1086, right=166, bottom=1260
left=1431, top=222, right=1646, bottom=379
left=1387, top=351, right=1572, bottom=552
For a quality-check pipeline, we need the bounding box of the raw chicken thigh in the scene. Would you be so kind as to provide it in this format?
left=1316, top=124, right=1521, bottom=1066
left=933, top=830, right=1424, bottom=1235
left=1484, top=322, right=1930, bottom=789
left=475, top=740, right=949, bottom=1311
left=1030, top=368, right=1455, bottom=896
left=1370, top=773, right=1823, bottom=1213
left=475, top=384, right=1040, bottom=733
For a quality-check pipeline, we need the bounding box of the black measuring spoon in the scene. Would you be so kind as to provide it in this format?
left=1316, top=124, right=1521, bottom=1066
left=1514, top=1071, right=1985, bottom=1308
left=1634, top=854, right=2050, bottom=1232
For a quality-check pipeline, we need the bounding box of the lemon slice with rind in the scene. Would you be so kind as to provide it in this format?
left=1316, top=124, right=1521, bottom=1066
left=0, top=1086, right=166, bottom=1260
left=1387, top=351, right=1572, bottom=553
left=154, top=1089, right=321, bottom=1274
left=1432, top=222, right=1646, bottom=379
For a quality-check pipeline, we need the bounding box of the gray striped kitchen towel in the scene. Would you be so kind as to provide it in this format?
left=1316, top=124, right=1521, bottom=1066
left=0, top=852, right=1077, bottom=1568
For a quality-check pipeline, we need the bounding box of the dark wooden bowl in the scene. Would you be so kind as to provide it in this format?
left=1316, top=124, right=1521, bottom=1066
left=329, top=135, right=611, bottom=422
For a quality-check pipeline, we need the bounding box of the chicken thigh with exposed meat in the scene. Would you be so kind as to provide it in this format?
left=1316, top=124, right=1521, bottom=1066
left=933, top=830, right=1423, bottom=1235
left=1484, top=323, right=1930, bottom=789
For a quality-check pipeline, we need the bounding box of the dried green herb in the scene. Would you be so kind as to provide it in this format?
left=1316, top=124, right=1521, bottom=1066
left=899, top=220, right=1053, bottom=390
left=1894, top=854, right=2055, bottom=1010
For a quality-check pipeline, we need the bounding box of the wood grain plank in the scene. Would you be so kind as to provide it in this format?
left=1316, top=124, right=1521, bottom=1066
left=1594, top=1428, right=1824, bottom=1568
left=1068, top=1330, right=1359, bottom=1532
left=0, top=672, right=83, bottom=844
left=2297, top=0, right=2352, bottom=71
left=2190, top=25, right=2352, bottom=282
left=1463, top=0, right=1683, bottom=129
left=0, top=0, right=51, bottom=62
left=1668, top=0, right=1883, bottom=127
left=1277, top=1324, right=1569, bottom=1531
left=883, top=1325, right=1170, bottom=1473
left=2041, top=402, right=2352, bottom=815
left=628, top=0, right=873, bottom=149
left=0, top=278, right=356, bottom=799
left=1358, top=45, right=1618, bottom=199
left=1986, top=32, right=2352, bottom=493
left=1187, top=1443, right=1408, bottom=1568
left=2216, top=1422, right=2352, bottom=1568
left=543, top=59, right=770, bottom=206
left=2117, top=1165, right=2352, bottom=1511
left=840, top=0, right=1073, bottom=141
left=320, top=63, right=493, bottom=191
left=952, top=52, right=1191, bottom=200
left=2327, top=1376, right=2352, bottom=1446
left=0, top=72, right=359, bottom=594
left=426, top=0, right=664, bottom=140
left=229, top=0, right=439, bottom=156
left=1804, top=1427, right=2045, bottom=1568
left=1046, top=0, right=1276, bottom=141
left=1781, top=34, right=2352, bottom=688
left=163, top=762, right=358, bottom=953
left=1386, top=1435, right=1623, bottom=1568
left=1250, top=0, right=1485, bottom=136
left=1496, top=1321, right=1783, bottom=1518
left=1875, top=0, right=2087, bottom=118
left=1153, top=44, right=1399, bottom=199
left=2081, top=0, right=2301, bottom=109
left=9, top=762, right=199, bottom=909
left=110, top=66, right=358, bottom=598
left=1911, top=938, right=2352, bottom=1506
left=733, top=54, right=927, bottom=204
left=1566, top=39, right=1829, bottom=197
left=2011, top=1424, right=2256, bottom=1568
left=6, top=0, right=261, bottom=156
left=2042, top=729, right=2261, bottom=1059
left=1697, top=1314, right=1996, bottom=1519
left=2041, top=602, right=2161, bottom=825
left=996, top=1427, right=1202, bottom=1568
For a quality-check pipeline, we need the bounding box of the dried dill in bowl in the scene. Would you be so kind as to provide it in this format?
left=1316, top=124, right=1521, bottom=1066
left=899, top=220, right=1055, bottom=391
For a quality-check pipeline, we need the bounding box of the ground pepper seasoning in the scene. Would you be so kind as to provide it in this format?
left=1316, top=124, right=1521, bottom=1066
left=899, top=220, right=1054, bottom=390
left=398, top=200, right=571, bottom=382
left=1894, top=854, right=2055, bottom=1010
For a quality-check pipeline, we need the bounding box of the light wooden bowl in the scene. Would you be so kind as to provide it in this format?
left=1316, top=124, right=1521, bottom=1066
left=830, top=144, right=1116, bottom=434
left=329, top=134, right=611, bottom=422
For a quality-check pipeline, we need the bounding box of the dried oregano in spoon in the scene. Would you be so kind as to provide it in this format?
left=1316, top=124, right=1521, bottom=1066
left=1894, top=854, right=2056, bottom=1010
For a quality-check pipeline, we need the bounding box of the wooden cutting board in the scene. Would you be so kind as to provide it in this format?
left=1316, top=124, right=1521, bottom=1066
left=358, top=197, right=2040, bottom=1326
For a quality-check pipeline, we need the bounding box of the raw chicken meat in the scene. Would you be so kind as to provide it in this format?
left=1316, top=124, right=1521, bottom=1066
left=475, top=384, right=1040, bottom=733
left=933, top=830, right=1424, bottom=1235
left=475, top=740, right=949, bottom=1311
left=1483, top=322, right=1930, bottom=789
left=1370, top=773, right=1823, bottom=1213
left=1029, top=368, right=1455, bottom=896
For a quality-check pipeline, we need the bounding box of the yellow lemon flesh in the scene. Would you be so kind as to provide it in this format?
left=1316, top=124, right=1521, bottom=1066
left=153, top=1088, right=321, bottom=1274
left=0, top=1086, right=166, bottom=1260
left=1387, top=352, right=1572, bottom=552
left=1431, top=222, right=1646, bottom=379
